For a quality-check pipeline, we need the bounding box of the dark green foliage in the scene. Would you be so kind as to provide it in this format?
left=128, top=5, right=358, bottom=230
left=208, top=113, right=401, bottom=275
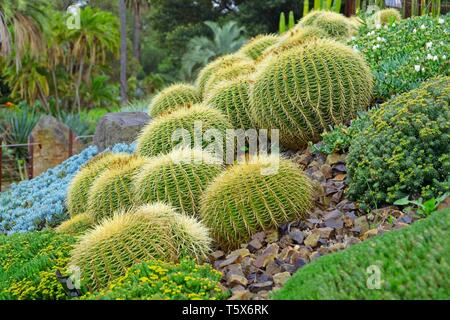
left=0, top=231, right=76, bottom=300
left=272, top=208, right=450, bottom=300
left=83, top=260, right=228, bottom=300
left=347, top=77, right=450, bottom=207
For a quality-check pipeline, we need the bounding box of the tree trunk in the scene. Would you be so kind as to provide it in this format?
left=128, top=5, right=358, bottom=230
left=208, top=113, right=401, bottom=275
left=133, top=4, right=142, bottom=63
left=119, top=0, right=128, bottom=104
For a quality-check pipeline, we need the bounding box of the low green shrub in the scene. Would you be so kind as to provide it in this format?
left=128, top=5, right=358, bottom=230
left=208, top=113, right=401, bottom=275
left=272, top=208, right=450, bottom=300
left=0, top=231, right=76, bottom=300
left=347, top=77, right=449, bottom=207
left=83, top=260, right=228, bottom=300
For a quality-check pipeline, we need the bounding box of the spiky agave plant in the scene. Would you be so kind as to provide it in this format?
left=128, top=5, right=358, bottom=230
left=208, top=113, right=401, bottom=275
left=205, top=75, right=254, bottom=130
left=55, top=213, right=94, bottom=236
left=200, top=155, right=313, bottom=249
left=87, top=156, right=147, bottom=223
left=196, top=54, right=253, bottom=98
left=238, top=34, right=279, bottom=60
left=67, top=153, right=132, bottom=217
left=250, top=39, right=373, bottom=150
left=149, top=83, right=201, bottom=118
left=69, top=203, right=212, bottom=290
left=136, top=104, right=232, bottom=157
left=133, top=148, right=224, bottom=217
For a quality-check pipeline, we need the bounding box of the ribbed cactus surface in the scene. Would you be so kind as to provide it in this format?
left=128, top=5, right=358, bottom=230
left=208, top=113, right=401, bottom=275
left=205, top=75, right=254, bottom=130
left=67, top=153, right=132, bottom=217
left=200, top=155, right=313, bottom=249
left=149, top=83, right=201, bottom=118
left=136, top=104, right=232, bottom=157
left=69, top=203, right=212, bottom=290
left=133, top=148, right=224, bottom=217
left=196, top=54, right=253, bottom=98
left=297, top=11, right=355, bottom=40
left=87, top=156, right=147, bottom=223
left=250, top=39, right=373, bottom=150
left=56, top=212, right=94, bottom=236
left=238, top=34, right=279, bottom=60
left=369, top=8, right=402, bottom=26
left=204, top=60, right=255, bottom=95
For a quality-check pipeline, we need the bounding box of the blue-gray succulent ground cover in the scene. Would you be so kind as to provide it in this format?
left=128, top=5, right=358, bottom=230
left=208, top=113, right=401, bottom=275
left=0, top=143, right=135, bottom=234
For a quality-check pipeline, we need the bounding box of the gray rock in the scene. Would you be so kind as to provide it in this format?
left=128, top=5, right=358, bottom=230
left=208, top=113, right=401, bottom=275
left=93, top=112, right=150, bottom=151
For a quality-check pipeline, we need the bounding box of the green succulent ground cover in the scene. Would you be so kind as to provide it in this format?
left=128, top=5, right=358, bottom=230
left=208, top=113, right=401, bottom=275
left=83, top=260, right=228, bottom=300
left=0, top=231, right=76, bottom=300
left=272, top=208, right=450, bottom=300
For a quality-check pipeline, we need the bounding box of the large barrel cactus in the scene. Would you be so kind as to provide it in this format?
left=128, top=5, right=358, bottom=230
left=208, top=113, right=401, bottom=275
left=238, top=34, right=279, bottom=60
left=87, top=156, right=147, bottom=223
left=200, top=155, right=313, bottom=249
left=67, top=153, right=131, bottom=217
left=149, top=83, right=201, bottom=118
left=136, top=104, right=232, bottom=157
left=70, top=203, right=212, bottom=290
left=196, top=54, right=252, bottom=98
left=205, top=75, right=254, bottom=130
left=133, top=148, right=224, bottom=217
left=250, top=39, right=373, bottom=150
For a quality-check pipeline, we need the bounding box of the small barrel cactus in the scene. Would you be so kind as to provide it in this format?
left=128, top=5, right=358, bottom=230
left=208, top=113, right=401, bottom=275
left=205, top=75, right=254, bottom=130
left=297, top=11, right=355, bottom=40
left=136, top=104, right=232, bottom=157
left=369, top=8, right=401, bottom=26
left=56, top=213, right=94, bottom=236
left=204, top=59, right=255, bottom=96
left=87, top=156, right=147, bottom=223
left=69, top=203, right=212, bottom=290
left=238, top=34, right=279, bottom=60
left=250, top=39, right=373, bottom=150
left=133, top=148, right=224, bottom=217
left=267, top=26, right=330, bottom=57
left=200, top=155, right=313, bottom=249
left=149, top=83, right=201, bottom=118
left=196, top=54, right=252, bottom=98
left=67, top=153, right=131, bottom=217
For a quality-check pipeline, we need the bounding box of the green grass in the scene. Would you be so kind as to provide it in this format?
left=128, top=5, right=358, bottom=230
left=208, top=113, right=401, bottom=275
left=272, top=208, right=450, bottom=300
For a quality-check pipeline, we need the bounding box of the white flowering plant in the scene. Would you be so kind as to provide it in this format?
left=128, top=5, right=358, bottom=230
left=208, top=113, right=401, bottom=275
left=350, top=14, right=449, bottom=100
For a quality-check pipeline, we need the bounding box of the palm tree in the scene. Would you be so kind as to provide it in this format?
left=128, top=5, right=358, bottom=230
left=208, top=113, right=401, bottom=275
left=119, top=0, right=127, bottom=104
left=0, top=0, right=47, bottom=68
left=64, top=6, right=120, bottom=111
left=181, top=21, right=247, bottom=81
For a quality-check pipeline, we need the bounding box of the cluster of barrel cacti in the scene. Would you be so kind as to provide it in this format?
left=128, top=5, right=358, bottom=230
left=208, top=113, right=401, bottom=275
left=61, top=9, right=374, bottom=292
